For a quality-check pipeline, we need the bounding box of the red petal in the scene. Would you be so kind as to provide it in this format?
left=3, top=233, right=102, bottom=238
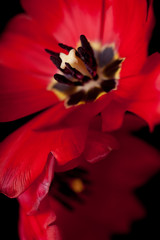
left=0, top=14, right=59, bottom=76
left=128, top=53, right=160, bottom=130
left=0, top=65, right=58, bottom=121
left=19, top=196, right=60, bottom=240
left=18, top=152, right=55, bottom=215
left=103, top=0, right=154, bottom=77
left=21, top=0, right=103, bottom=44
left=101, top=97, right=127, bottom=131
left=0, top=108, right=88, bottom=197
left=84, top=130, right=118, bottom=163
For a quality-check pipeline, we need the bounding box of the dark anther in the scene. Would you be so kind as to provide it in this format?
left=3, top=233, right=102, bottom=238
left=45, top=48, right=58, bottom=56
left=80, top=35, right=94, bottom=56
left=58, top=43, right=73, bottom=52
left=85, top=87, right=102, bottom=102
left=78, top=46, right=97, bottom=79
left=101, top=79, right=116, bottom=92
left=67, top=90, right=85, bottom=106
left=103, top=59, right=123, bottom=78
left=79, top=35, right=97, bottom=78
left=45, top=49, right=62, bottom=69
left=54, top=74, right=83, bottom=86
left=65, top=62, right=90, bottom=82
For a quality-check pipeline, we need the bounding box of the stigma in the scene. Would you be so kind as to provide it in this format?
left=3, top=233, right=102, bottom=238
left=60, top=49, right=90, bottom=77
left=46, top=35, right=124, bottom=106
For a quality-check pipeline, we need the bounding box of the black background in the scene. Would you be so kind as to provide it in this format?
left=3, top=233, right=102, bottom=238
left=0, top=0, right=160, bottom=239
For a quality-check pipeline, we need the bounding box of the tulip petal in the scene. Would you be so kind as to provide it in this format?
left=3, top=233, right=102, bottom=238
left=0, top=107, right=88, bottom=198
left=19, top=196, right=60, bottom=240
left=128, top=53, right=160, bottom=130
left=101, top=98, right=127, bottom=131
left=102, top=0, right=154, bottom=77
left=84, top=130, right=118, bottom=163
left=0, top=65, right=59, bottom=122
left=21, top=0, right=103, bottom=44
left=18, top=152, right=55, bottom=215
left=0, top=14, right=59, bottom=76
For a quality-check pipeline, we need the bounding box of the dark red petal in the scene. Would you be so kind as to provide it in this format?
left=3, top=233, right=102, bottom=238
left=21, top=0, right=103, bottom=45
left=18, top=152, right=55, bottom=215
left=0, top=65, right=59, bottom=121
left=84, top=130, right=118, bottom=163
left=53, top=127, right=160, bottom=239
left=19, top=196, right=60, bottom=240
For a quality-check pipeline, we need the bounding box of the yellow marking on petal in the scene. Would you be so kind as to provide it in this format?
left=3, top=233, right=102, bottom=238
left=114, top=58, right=125, bottom=79
left=96, top=91, right=106, bottom=100
left=70, top=178, right=84, bottom=193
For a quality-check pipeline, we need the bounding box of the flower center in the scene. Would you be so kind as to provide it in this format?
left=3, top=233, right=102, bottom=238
left=50, top=167, right=91, bottom=211
left=46, top=35, right=124, bottom=106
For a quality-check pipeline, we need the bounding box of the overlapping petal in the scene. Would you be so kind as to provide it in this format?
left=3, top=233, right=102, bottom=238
left=19, top=196, right=60, bottom=240
left=0, top=2, right=160, bottom=239
left=128, top=53, right=160, bottom=130
left=52, top=129, right=160, bottom=240
left=18, top=152, right=55, bottom=215
left=0, top=107, right=88, bottom=198
left=103, top=0, right=154, bottom=77
left=18, top=115, right=160, bottom=240
left=0, top=103, right=119, bottom=198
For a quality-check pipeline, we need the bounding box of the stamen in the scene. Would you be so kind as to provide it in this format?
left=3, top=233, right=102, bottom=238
left=80, top=35, right=94, bottom=56
left=58, top=43, right=73, bottom=52
left=67, top=90, right=85, bottom=105
left=78, top=46, right=97, bottom=79
left=101, top=79, right=116, bottom=92
left=54, top=74, right=83, bottom=86
left=103, top=59, right=123, bottom=77
left=65, top=62, right=90, bottom=82
left=85, top=87, right=102, bottom=101
left=50, top=167, right=91, bottom=211
left=45, top=49, right=62, bottom=69
left=78, top=35, right=97, bottom=79
left=46, top=35, right=123, bottom=105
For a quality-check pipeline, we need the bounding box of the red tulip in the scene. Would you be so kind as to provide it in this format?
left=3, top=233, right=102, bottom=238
left=0, top=0, right=160, bottom=198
